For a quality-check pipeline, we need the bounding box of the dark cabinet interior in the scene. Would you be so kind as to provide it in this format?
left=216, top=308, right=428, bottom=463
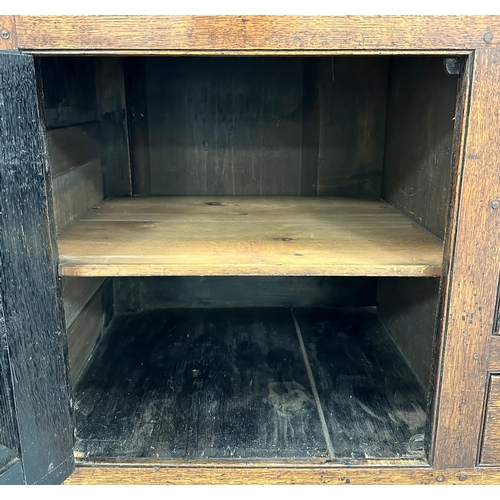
left=33, top=54, right=460, bottom=466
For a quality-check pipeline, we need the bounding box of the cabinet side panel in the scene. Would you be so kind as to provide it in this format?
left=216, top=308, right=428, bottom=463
left=432, top=49, right=500, bottom=469
left=378, top=278, right=440, bottom=394
left=383, top=57, right=458, bottom=239
left=0, top=52, right=74, bottom=484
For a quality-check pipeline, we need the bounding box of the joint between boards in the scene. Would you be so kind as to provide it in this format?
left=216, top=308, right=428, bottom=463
left=291, top=308, right=335, bottom=460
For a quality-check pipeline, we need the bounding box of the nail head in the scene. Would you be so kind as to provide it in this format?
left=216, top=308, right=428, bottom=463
left=1, top=29, right=10, bottom=40
left=484, top=32, right=494, bottom=43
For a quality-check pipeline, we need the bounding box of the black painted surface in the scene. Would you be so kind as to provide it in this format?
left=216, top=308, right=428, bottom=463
left=0, top=296, right=19, bottom=473
left=74, top=307, right=426, bottom=463
left=0, top=459, right=24, bottom=485
left=295, top=308, right=427, bottom=460
left=74, top=308, right=327, bottom=460
left=0, top=52, right=74, bottom=484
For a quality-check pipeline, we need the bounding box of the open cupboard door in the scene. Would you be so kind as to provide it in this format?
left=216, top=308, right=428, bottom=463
left=0, top=51, right=74, bottom=484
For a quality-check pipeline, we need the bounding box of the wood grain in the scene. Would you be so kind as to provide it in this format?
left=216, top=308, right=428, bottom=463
left=145, top=57, right=303, bottom=196
left=66, top=288, right=106, bottom=385
left=317, top=57, right=389, bottom=198
left=95, top=57, right=132, bottom=198
left=46, top=122, right=102, bottom=178
left=52, top=159, right=104, bottom=234
left=0, top=16, right=17, bottom=51
left=38, top=57, right=97, bottom=129
left=431, top=49, right=500, bottom=468
left=0, top=52, right=74, bottom=484
left=57, top=196, right=444, bottom=277
left=114, top=276, right=377, bottom=311
left=0, top=299, right=20, bottom=472
left=378, top=278, right=440, bottom=393
left=62, top=277, right=105, bottom=328
left=73, top=309, right=329, bottom=462
left=15, top=16, right=500, bottom=52
left=124, top=58, right=151, bottom=195
left=65, top=465, right=500, bottom=485
left=72, top=307, right=425, bottom=463
left=480, top=375, right=500, bottom=465
left=489, top=336, right=500, bottom=371
left=130, top=57, right=388, bottom=198
left=295, top=308, right=427, bottom=461
left=383, top=57, right=458, bottom=239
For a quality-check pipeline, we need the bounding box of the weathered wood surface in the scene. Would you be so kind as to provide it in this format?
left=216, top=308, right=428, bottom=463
left=0, top=300, right=19, bottom=474
left=57, top=196, right=444, bottom=277
left=145, top=57, right=303, bottom=196
left=130, top=57, right=388, bottom=198
left=124, top=58, right=151, bottom=195
left=0, top=459, right=24, bottom=485
left=73, top=308, right=328, bottom=461
left=38, top=57, right=97, bottom=129
left=431, top=49, right=500, bottom=468
left=65, top=465, right=500, bottom=485
left=73, top=307, right=425, bottom=463
left=0, top=16, right=18, bottom=51
left=383, top=57, right=458, bottom=239
left=66, top=288, right=106, bottom=385
left=114, top=277, right=377, bottom=312
left=52, top=159, right=104, bottom=233
left=0, top=52, right=74, bottom=484
left=317, top=57, right=389, bottom=198
left=299, top=58, right=320, bottom=196
left=46, top=122, right=101, bottom=177
left=378, top=278, right=440, bottom=392
left=95, top=57, right=132, bottom=198
left=62, top=277, right=105, bottom=328
left=480, top=375, right=500, bottom=465
left=489, top=336, right=500, bottom=371
left=295, top=308, right=427, bottom=460
left=15, top=16, right=500, bottom=52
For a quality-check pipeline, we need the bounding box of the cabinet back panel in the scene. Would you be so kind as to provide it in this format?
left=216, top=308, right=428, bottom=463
left=127, top=57, right=389, bottom=197
left=114, top=276, right=377, bottom=312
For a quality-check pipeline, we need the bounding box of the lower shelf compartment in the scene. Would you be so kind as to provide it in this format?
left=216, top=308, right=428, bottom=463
left=73, top=307, right=427, bottom=464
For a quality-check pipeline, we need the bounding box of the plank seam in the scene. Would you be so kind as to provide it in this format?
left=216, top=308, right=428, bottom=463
left=290, top=308, right=335, bottom=460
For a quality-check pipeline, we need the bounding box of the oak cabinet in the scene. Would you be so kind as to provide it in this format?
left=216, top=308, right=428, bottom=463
left=0, top=15, right=499, bottom=485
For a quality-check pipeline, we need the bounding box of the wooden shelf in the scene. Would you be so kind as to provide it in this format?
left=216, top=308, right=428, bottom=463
left=57, top=196, right=444, bottom=277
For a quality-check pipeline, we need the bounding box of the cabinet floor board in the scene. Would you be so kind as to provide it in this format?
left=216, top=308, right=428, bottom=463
left=295, top=308, right=427, bottom=460
left=73, top=307, right=427, bottom=463
left=57, top=196, right=444, bottom=277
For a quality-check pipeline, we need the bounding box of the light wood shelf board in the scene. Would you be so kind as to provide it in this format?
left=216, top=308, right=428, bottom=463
left=58, top=196, right=444, bottom=277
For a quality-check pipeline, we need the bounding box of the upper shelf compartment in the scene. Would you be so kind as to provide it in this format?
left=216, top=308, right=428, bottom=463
left=57, top=196, right=443, bottom=277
